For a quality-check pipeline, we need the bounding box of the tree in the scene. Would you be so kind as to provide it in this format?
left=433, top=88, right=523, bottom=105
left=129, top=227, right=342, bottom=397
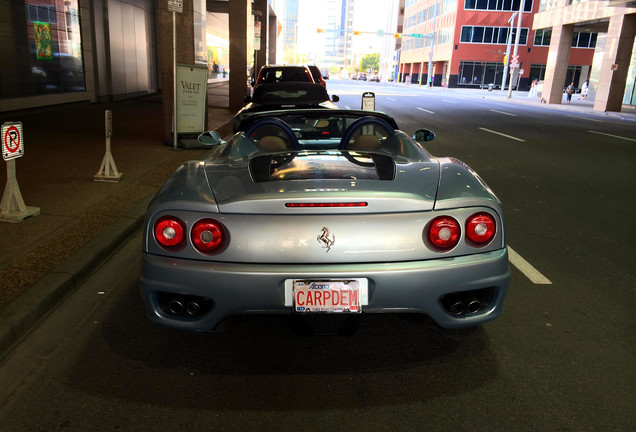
left=360, top=53, right=380, bottom=74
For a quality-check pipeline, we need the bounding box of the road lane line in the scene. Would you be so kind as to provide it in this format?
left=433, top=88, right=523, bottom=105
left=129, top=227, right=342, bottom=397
left=387, top=97, right=397, bottom=101
left=588, top=130, right=636, bottom=142
left=565, top=115, right=603, bottom=123
left=490, top=109, right=517, bottom=116
left=441, top=99, right=457, bottom=104
left=508, top=247, right=552, bottom=284
left=417, top=107, right=435, bottom=114
left=478, top=127, right=525, bottom=142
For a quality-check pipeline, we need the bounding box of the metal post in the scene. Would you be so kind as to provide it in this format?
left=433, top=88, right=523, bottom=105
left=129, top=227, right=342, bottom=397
left=507, top=2, right=524, bottom=99
left=501, top=12, right=517, bottom=92
left=427, top=1, right=438, bottom=88
left=172, top=11, right=178, bottom=150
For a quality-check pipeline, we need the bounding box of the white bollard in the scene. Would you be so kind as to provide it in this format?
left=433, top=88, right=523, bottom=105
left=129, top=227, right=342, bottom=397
left=94, top=110, right=122, bottom=182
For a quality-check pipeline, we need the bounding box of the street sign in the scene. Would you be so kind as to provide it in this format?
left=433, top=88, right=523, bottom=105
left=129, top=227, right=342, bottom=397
left=105, top=110, right=112, bottom=138
left=167, top=0, right=182, bottom=13
left=361, top=92, right=375, bottom=111
left=2, top=122, right=24, bottom=161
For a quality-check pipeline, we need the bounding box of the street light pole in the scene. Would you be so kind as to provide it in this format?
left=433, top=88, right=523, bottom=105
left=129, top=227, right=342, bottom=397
left=507, top=1, right=524, bottom=98
left=501, top=11, right=517, bottom=92
left=427, top=1, right=438, bottom=87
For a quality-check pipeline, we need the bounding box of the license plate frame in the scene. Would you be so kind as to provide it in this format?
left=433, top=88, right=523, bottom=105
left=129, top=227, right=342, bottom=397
left=290, top=279, right=366, bottom=313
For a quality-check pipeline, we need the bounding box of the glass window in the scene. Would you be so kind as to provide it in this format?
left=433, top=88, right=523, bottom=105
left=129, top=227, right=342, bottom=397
left=590, top=33, right=597, bottom=48
left=461, top=26, right=473, bottom=43
left=459, top=62, right=475, bottom=84
left=529, top=64, right=546, bottom=81
left=484, top=27, right=494, bottom=43
left=2, top=0, right=85, bottom=100
left=577, top=32, right=590, bottom=48
left=473, top=27, right=484, bottom=43
left=473, top=63, right=484, bottom=84
left=499, top=27, right=509, bottom=44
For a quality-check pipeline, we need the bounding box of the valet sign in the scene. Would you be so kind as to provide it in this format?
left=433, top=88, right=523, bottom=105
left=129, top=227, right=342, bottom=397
left=176, top=64, right=208, bottom=133
left=2, top=122, right=24, bottom=161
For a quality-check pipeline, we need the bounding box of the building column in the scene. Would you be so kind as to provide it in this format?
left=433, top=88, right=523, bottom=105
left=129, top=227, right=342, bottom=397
left=594, top=11, right=636, bottom=112
left=229, top=0, right=250, bottom=111
left=542, top=23, right=573, bottom=104
left=268, top=8, right=278, bottom=64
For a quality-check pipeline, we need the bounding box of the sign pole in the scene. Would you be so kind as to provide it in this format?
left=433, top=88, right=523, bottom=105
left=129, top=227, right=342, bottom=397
left=507, top=2, right=524, bottom=99
left=1, top=121, right=40, bottom=223
left=173, top=9, right=178, bottom=150
left=94, top=110, right=122, bottom=182
left=168, top=1, right=183, bottom=149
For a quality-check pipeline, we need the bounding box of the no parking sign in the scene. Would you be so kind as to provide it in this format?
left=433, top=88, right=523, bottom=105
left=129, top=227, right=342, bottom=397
left=2, top=122, right=24, bottom=161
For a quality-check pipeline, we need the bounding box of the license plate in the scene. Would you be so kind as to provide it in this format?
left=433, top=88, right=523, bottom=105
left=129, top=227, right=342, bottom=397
left=293, top=280, right=361, bottom=313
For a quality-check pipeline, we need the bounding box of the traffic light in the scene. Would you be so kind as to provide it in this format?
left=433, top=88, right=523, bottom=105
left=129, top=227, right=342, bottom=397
left=352, top=31, right=361, bottom=36
left=503, top=54, right=507, bottom=65
left=393, top=33, right=403, bottom=38
left=316, top=28, right=326, bottom=33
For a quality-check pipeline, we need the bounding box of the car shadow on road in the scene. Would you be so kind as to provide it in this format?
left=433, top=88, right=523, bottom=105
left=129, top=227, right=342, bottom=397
left=69, top=285, right=498, bottom=410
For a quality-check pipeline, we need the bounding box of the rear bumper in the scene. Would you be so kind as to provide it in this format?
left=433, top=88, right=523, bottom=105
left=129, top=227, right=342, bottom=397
left=139, top=248, right=510, bottom=331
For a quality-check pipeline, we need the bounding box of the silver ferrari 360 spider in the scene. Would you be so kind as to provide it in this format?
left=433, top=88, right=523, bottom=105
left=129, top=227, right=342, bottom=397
left=140, top=109, right=510, bottom=334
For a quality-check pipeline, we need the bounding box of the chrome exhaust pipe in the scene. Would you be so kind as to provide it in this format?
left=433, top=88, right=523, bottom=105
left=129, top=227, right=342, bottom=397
left=168, top=299, right=184, bottom=315
left=186, top=301, right=201, bottom=316
left=466, top=296, right=481, bottom=314
left=448, top=296, right=466, bottom=315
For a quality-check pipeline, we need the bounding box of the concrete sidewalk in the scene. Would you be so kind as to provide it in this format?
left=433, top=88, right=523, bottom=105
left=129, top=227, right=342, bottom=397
left=0, top=81, right=234, bottom=356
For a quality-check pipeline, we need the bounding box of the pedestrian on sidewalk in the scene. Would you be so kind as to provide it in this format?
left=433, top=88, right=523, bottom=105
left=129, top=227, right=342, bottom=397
left=566, top=82, right=575, bottom=104
left=528, top=78, right=539, bottom=98
left=579, top=80, right=589, bottom=100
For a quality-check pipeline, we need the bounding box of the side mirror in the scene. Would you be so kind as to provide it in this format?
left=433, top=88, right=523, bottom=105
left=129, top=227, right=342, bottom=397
left=331, top=94, right=340, bottom=102
left=197, top=131, right=223, bottom=146
left=413, top=129, right=435, bottom=143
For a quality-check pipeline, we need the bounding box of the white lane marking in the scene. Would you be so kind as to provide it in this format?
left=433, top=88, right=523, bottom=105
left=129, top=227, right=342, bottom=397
left=441, top=99, right=457, bottom=104
left=508, top=247, right=552, bottom=285
left=565, top=115, right=603, bottom=123
left=387, top=97, right=397, bottom=101
left=478, top=127, right=525, bottom=142
left=588, top=130, right=636, bottom=142
left=417, top=107, right=435, bottom=114
left=490, top=109, right=517, bottom=117
left=345, top=105, right=351, bottom=110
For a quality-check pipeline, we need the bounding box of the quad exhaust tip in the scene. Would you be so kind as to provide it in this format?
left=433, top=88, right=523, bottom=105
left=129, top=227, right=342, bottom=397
left=441, top=288, right=493, bottom=316
left=158, top=292, right=214, bottom=319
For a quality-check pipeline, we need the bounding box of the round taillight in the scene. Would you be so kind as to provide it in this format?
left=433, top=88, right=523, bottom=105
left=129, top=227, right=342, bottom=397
left=466, top=212, right=496, bottom=245
left=191, top=219, right=225, bottom=253
left=427, top=216, right=460, bottom=249
left=155, top=216, right=185, bottom=249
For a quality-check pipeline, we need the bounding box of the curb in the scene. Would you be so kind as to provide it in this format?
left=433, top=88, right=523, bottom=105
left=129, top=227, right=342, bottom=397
left=0, top=118, right=234, bottom=360
left=0, top=194, right=152, bottom=360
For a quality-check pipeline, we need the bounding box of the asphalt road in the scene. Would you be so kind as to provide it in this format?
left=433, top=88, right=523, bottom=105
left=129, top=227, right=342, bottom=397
left=0, top=82, right=634, bottom=431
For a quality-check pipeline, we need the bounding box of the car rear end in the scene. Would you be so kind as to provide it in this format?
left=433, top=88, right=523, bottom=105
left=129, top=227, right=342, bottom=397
left=140, top=142, right=510, bottom=333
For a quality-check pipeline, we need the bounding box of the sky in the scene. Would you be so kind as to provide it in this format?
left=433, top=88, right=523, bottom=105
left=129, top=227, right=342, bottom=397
left=296, top=0, right=396, bottom=57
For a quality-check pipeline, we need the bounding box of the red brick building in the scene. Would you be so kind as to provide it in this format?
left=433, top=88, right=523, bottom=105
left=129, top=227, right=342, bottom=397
left=398, top=0, right=596, bottom=90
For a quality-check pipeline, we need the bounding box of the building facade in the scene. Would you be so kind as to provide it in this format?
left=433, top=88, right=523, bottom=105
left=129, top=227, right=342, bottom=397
left=533, top=0, right=636, bottom=111
left=398, top=0, right=601, bottom=93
